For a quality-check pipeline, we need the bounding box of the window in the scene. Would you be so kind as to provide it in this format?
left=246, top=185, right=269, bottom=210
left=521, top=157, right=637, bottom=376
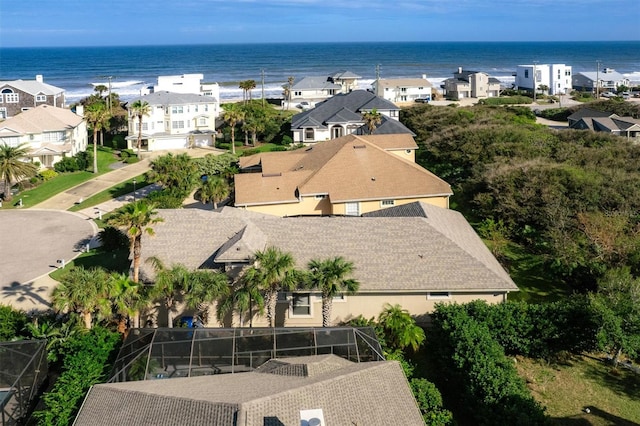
left=428, top=292, right=451, bottom=300
left=36, top=94, right=46, bottom=102
left=291, top=293, right=311, bottom=316
left=135, top=123, right=149, bottom=131
left=277, top=292, right=288, bottom=302
left=171, top=106, right=184, bottom=114
left=524, top=70, right=529, bottom=79
left=0, top=136, right=19, bottom=147
left=295, top=91, right=302, bottom=96
left=331, top=126, right=343, bottom=139
left=43, top=131, right=65, bottom=142
left=198, top=117, right=207, bottom=126
left=304, top=128, right=314, bottom=140
left=0, top=94, right=3, bottom=103
left=380, top=199, right=395, bottom=207
left=172, top=121, right=184, bottom=129
left=401, top=87, right=407, bottom=92
left=4, top=93, right=18, bottom=103
left=390, top=110, right=398, bottom=118
left=0, top=108, right=6, bottom=119
left=345, top=202, right=360, bottom=216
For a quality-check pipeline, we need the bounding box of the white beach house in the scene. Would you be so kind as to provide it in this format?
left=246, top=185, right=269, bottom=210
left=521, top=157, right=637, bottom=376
left=515, top=64, right=572, bottom=95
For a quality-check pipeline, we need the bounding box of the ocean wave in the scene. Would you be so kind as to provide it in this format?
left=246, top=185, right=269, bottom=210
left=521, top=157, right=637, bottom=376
left=91, top=80, right=145, bottom=88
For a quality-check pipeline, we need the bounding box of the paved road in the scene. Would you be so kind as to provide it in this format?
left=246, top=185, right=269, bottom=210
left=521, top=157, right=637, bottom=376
left=0, top=210, right=97, bottom=311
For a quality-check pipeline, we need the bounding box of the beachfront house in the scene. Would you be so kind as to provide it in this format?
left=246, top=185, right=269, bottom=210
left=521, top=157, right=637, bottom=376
left=125, top=91, right=219, bottom=152
left=135, top=204, right=517, bottom=328
left=442, top=67, right=501, bottom=100
left=289, top=70, right=362, bottom=104
left=373, top=76, right=433, bottom=103
left=0, top=105, right=87, bottom=168
left=290, top=90, right=413, bottom=144
left=515, top=64, right=572, bottom=95
left=0, top=75, right=65, bottom=120
left=140, top=73, right=220, bottom=100
left=234, top=133, right=451, bottom=216
left=572, top=68, right=630, bottom=94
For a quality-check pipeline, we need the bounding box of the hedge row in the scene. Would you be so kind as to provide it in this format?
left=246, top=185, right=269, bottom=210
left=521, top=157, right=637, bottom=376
left=430, top=304, right=549, bottom=425
left=34, top=327, right=121, bottom=426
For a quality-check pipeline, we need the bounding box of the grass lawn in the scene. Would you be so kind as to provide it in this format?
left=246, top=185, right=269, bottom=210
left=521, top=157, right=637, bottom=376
left=3, top=147, right=119, bottom=209
left=49, top=248, right=130, bottom=281
left=516, top=354, right=640, bottom=425
left=504, top=245, right=570, bottom=303
left=68, top=174, right=149, bottom=212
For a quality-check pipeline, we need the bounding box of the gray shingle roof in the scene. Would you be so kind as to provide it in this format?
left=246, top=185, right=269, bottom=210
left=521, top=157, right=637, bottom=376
left=140, top=204, right=517, bottom=292
left=291, top=90, right=413, bottom=135
left=0, top=79, right=64, bottom=95
left=292, top=76, right=342, bottom=91
left=75, top=355, right=424, bottom=426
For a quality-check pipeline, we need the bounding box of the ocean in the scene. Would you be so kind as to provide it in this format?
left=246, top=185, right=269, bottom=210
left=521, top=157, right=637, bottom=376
left=1, top=41, right=639, bottom=103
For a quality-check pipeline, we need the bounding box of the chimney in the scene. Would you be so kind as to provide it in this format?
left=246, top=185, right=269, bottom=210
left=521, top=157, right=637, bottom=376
left=75, top=104, right=84, bottom=117
left=422, top=74, right=427, bottom=80
left=458, top=67, right=462, bottom=74
left=36, top=75, right=43, bottom=83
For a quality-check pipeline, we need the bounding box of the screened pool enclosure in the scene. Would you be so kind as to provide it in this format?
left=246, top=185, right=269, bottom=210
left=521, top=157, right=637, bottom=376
left=109, top=327, right=384, bottom=383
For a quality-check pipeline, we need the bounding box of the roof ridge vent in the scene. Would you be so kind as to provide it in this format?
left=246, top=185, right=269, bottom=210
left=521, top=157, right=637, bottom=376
left=353, top=144, right=366, bottom=149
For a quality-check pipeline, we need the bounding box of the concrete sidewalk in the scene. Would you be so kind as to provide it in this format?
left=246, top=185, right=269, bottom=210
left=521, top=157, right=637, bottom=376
left=32, top=146, right=222, bottom=211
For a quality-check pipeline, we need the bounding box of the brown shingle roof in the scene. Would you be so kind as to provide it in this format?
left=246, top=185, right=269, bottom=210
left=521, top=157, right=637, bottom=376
left=74, top=356, right=424, bottom=426
left=234, top=134, right=450, bottom=207
left=0, top=105, right=82, bottom=134
left=140, top=205, right=517, bottom=292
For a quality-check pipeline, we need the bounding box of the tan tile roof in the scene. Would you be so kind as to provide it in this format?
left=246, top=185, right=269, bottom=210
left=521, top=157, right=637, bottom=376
left=0, top=105, right=82, bottom=134
left=378, top=78, right=433, bottom=88
left=140, top=206, right=517, bottom=292
left=235, top=134, right=450, bottom=206
left=75, top=356, right=424, bottom=426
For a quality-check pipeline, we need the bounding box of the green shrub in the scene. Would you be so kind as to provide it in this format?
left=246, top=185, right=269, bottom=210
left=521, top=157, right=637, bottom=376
left=54, top=157, right=80, bottom=173
left=281, top=135, right=293, bottom=145
left=34, top=327, right=121, bottom=425
left=39, top=169, right=59, bottom=181
left=146, top=189, right=185, bottom=208
left=123, top=156, right=139, bottom=164
left=0, top=304, right=27, bottom=340
left=479, top=96, right=532, bottom=105
left=121, top=148, right=136, bottom=158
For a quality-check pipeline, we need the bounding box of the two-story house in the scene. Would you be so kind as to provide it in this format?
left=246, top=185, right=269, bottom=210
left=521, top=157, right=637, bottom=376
left=0, top=105, right=87, bottom=168
left=442, top=67, right=501, bottom=100
left=234, top=133, right=452, bottom=217
left=373, top=76, right=433, bottom=103
left=290, top=70, right=362, bottom=103
left=572, top=68, right=630, bottom=94
left=0, top=75, right=65, bottom=120
left=290, top=90, right=414, bottom=144
left=515, top=64, right=572, bottom=95
left=126, top=91, right=219, bottom=151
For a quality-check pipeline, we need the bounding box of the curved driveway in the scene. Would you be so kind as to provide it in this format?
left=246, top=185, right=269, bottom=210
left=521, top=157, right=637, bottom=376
left=0, top=210, right=97, bottom=310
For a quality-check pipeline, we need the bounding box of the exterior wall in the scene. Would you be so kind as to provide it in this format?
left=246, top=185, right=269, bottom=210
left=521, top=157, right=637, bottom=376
left=379, top=85, right=432, bottom=103
left=200, top=291, right=510, bottom=328
left=292, top=88, right=336, bottom=101
left=241, top=195, right=449, bottom=217
left=517, top=64, right=572, bottom=95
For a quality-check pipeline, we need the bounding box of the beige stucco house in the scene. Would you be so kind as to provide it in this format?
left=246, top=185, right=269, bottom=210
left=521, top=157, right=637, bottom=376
left=442, top=67, right=501, bottom=100
left=138, top=204, right=518, bottom=327
left=0, top=105, right=87, bottom=168
left=234, top=133, right=452, bottom=216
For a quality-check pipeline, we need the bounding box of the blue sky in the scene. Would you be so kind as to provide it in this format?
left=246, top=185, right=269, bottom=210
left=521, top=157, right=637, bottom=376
left=1, top=0, right=639, bottom=47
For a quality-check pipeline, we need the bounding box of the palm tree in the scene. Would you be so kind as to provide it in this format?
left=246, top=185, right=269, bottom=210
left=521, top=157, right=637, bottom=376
left=130, top=100, right=151, bottom=158
left=107, top=200, right=163, bottom=283
left=249, top=247, right=298, bottom=327
left=0, top=143, right=37, bottom=202
left=84, top=101, right=110, bottom=173
left=196, top=176, right=230, bottom=209
left=184, top=270, right=230, bottom=325
left=239, top=80, right=257, bottom=103
left=109, top=272, right=146, bottom=332
left=377, top=303, right=425, bottom=352
left=51, top=266, right=112, bottom=329
left=362, top=108, right=383, bottom=135
left=307, top=256, right=360, bottom=327
left=217, top=268, right=264, bottom=327
left=221, top=104, right=244, bottom=155
left=146, top=259, right=189, bottom=328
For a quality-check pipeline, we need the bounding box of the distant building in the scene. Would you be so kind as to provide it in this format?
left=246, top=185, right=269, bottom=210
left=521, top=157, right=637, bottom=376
left=572, top=68, right=630, bottom=93
left=290, top=70, right=362, bottom=103
left=442, top=67, right=501, bottom=100
left=568, top=107, right=640, bottom=139
left=515, top=64, right=572, bottom=95
left=141, top=73, right=220, bottom=100
left=126, top=91, right=219, bottom=152
left=0, top=75, right=65, bottom=119
left=373, top=76, right=433, bottom=103
left=0, top=105, right=87, bottom=168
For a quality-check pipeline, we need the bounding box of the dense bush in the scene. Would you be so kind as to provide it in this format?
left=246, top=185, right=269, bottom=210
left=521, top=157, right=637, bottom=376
left=34, top=326, right=121, bottom=425
left=146, top=188, right=185, bottom=209
left=0, top=304, right=27, bottom=340
left=479, top=96, right=533, bottom=105
left=39, top=169, right=59, bottom=181
left=430, top=304, right=549, bottom=425
left=54, top=157, right=80, bottom=173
